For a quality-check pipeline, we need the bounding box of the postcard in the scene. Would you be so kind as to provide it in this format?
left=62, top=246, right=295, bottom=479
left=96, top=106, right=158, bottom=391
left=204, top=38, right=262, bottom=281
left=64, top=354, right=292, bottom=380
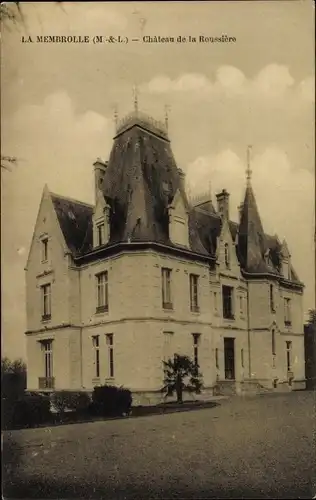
left=1, top=1, right=315, bottom=499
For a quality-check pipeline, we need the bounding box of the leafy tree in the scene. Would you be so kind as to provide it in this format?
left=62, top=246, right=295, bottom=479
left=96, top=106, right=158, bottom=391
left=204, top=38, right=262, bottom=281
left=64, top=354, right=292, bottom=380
left=1, top=357, right=27, bottom=400
left=162, top=354, right=203, bottom=404
left=307, top=309, right=316, bottom=325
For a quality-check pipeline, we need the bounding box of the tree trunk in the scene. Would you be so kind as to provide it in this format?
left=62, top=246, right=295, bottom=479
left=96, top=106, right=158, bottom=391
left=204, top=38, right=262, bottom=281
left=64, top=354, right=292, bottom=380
left=176, top=374, right=183, bottom=404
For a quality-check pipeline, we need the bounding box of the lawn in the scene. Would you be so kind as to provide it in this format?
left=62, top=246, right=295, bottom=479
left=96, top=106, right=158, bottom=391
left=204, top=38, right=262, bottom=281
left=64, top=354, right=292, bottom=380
left=3, top=391, right=315, bottom=499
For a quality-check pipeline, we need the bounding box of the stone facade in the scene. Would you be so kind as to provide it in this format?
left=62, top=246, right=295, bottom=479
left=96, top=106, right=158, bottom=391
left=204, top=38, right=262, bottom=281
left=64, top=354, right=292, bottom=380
left=25, top=111, right=306, bottom=403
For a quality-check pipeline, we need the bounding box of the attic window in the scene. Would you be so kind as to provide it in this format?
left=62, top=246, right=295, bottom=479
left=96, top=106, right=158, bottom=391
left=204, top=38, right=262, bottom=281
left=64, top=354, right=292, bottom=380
left=265, top=250, right=271, bottom=266
left=68, top=211, right=75, bottom=220
left=224, top=243, right=230, bottom=269
left=97, top=223, right=105, bottom=246
left=162, top=181, right=171, bottom=195
left=41, top=238, right=48, bottom=263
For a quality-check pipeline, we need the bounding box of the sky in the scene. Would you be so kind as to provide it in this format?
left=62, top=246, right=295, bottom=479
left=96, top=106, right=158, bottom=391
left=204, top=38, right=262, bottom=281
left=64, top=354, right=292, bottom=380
left=1, top=1, right=315, bottom=360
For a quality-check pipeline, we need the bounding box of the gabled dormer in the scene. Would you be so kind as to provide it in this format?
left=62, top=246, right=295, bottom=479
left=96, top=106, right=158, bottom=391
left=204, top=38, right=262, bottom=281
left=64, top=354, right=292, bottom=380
left=216, top=216, right=240, bottom=276
left=168, top=188, right=190, bottom=248
left=93, top=158, right=110, bottom=248
left=280, top=239, right=291, bottom=279
left=93, top=189, right=110, bottom=248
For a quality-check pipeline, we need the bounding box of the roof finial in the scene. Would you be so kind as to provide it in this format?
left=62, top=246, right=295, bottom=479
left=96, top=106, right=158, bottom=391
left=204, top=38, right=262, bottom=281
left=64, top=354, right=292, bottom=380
left=113, top=104, right=118, bottom=131
left=133, top=85, right=139, bottom=113
left=246, top=145, right=253, bottom=186
left=164, top=104, right=171, bottom=131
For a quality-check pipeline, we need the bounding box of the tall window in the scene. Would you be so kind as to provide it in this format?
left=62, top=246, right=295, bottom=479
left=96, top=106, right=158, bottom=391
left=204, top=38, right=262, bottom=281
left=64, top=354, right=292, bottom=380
left=97, top=223, right=105, bottom=246
left=224, top=243, right=230, bottom=269
left=213, top=291, right=218, bottom=314
left=272, top=329, right=276, bottom=356
left=215, top=348, right=219, bottom=369
left=41, top=238, right=48, bottom=262
left=192, top=334, right=200, bottom=370
left=241, top=348, right=244, bottom=369
left=96, top=271, right=108, bottom=312
left=222, top=285, right=234, bottom=319
left=270, top=284, right=275, bottom=312
left=41, top=283, right=51, bottom=320
left=189, top=274, right=199, bottom=312
left=239, top=295, right=244, bottom=317
left=286, top=341, right=292, bottom=371
left=284, top=298, right=291, bottom=325
left=162, top=268, right=172, bottom=309
left=106, top=334, right=114, bottom=378
left=41, top=340, right=53, bottom=379
left=92, top=335, right=100, bottom=378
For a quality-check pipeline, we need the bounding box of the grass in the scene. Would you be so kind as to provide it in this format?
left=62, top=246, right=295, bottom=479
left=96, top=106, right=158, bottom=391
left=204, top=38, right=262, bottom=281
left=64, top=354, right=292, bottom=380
left=2, top=391, right=315, bottom=499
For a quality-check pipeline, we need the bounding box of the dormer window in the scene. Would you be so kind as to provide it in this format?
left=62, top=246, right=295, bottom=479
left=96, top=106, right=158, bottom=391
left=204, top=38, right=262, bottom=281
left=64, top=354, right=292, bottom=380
left=224, top=243, right=230, bottom=269
left=162, top=180, right=171, bottom=195
left=97, top=223, right=105, bottom=246
left=41, top=238, right=48, bottom=263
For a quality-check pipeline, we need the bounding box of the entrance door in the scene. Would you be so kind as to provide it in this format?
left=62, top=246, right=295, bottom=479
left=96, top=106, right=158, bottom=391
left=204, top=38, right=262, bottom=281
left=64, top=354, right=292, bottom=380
left=224, top=338, right=235, bottom=380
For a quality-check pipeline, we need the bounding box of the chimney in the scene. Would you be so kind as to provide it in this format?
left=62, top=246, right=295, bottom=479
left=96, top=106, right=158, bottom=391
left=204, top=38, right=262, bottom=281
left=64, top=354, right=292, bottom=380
left=216, top=189, right=230, bottom=220
left=93, top=158, right=108, bottom=201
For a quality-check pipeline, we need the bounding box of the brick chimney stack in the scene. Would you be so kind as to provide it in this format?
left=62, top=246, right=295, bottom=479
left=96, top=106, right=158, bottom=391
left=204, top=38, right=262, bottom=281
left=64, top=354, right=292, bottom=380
left=216, top=189, right=230, bottom=220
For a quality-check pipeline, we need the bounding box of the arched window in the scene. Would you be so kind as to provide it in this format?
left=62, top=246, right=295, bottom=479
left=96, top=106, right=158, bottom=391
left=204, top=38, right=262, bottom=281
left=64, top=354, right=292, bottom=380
left=224, top=243, right=230, bottom=269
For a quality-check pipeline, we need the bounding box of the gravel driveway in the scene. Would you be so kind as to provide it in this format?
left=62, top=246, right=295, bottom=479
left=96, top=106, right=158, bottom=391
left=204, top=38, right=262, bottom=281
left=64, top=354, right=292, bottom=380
left=3, top=390, right=315, bottom=499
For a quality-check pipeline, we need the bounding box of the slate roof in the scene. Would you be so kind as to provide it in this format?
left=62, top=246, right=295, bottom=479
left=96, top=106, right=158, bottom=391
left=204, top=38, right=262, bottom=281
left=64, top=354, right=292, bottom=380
left=48, top=112, right=302, bottom=285
left=50, top=193, right=93, bottom=256
left=101, top=115, right=206, bottom=254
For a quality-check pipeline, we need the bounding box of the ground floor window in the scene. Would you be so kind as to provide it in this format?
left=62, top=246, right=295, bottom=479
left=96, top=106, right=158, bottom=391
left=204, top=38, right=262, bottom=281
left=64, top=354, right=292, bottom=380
left=192, top=334, right=201, bottom=371
left=39, top=339, right=54, bottom=389
left=224, top=338, right=235, bottom=380
left=106, top=334, right=114, bottom=378
left=286, top=341, right=292, bottom=372
left=92, top=335, right=100, bottom=378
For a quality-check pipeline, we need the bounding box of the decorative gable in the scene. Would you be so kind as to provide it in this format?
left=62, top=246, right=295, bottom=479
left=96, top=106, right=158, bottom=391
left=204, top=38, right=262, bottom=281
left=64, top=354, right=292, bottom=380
left=216, top=217, right=240, bottom=277
left=168, top=188, right=190, bottom=248
left=93, top=189, right=110, bottom=248
left=25, top=185, right=69, bottom=272
left=280, top=239, right=291, bottom=279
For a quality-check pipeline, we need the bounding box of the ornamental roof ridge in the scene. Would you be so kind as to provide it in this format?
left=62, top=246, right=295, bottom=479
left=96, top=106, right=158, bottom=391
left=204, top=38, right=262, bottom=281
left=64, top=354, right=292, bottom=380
left=116, top=110, right=169, bottom=139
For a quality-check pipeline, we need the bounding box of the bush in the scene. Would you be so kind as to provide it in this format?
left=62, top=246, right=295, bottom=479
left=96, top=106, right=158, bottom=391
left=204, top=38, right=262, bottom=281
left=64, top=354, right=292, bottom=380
left=2, top=394, right=51, bottom=430
left=51, top=391, right=91, bottom=415
left=92, top=385, right=132, bottom=417
left=1, top=358, right=26, bottom=401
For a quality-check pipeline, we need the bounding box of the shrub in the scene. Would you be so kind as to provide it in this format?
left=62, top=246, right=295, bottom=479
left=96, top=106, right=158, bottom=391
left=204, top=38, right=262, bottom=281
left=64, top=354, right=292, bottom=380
left=1, top=358, right=26, bottom=401
left=2, top=393, right=51, bottom=430
left=92, top=385, right=132, bottom=417
left=51, top=391, right=91, bottom=416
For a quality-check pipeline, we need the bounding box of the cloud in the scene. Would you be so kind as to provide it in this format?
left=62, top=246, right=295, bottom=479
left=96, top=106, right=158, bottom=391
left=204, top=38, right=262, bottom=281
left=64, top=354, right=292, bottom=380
left=4, top=90, right=111, bottom=208
left=298, top=76, right=315, bottom=102
left=253, top=64, right=294, bottom=96
left=141, top=64, right=314, bottom=103
left=215, top=66, right=247, bottom=94
left=144, top=73, right=212, bottom=93
left=186, top=147, right=314, bottom=310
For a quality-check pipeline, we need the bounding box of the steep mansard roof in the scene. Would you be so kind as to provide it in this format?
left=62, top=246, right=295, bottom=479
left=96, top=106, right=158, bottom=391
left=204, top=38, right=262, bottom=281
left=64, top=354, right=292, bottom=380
left=100, top=115, right=207, bottom=255
left=48, top=112, right=302, bottom=284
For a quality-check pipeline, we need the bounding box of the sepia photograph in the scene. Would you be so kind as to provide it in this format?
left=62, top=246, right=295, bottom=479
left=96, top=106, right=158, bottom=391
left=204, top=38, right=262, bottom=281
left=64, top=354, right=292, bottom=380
left=1, top=1, right=315, bottom=498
